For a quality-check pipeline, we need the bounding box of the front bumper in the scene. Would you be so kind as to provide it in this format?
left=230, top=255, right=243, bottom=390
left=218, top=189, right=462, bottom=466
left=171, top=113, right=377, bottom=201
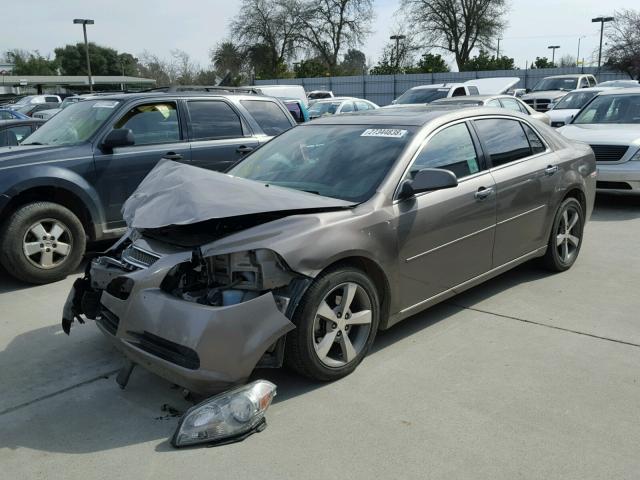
left=596, top=161, right=640, bottom=194
left=66, top=247, right=295, bottom=395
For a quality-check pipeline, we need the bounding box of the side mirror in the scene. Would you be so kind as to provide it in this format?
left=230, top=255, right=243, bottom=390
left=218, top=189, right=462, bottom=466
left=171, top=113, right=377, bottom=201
left=398, top=168, right=458, bottom=200
left=101, top=128, right=134, bottom=151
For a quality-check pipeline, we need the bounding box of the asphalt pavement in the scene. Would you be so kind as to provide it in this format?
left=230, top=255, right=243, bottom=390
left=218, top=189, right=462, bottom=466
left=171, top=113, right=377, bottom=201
left=1, top=194, right=639, bottom=479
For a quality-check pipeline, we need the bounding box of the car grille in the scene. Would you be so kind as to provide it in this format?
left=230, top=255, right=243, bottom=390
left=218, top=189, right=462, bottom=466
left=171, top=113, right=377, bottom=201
left=126, top=331, right=200, bottom=370
left=524, top=99, right=552, bottom=111
left=590, top=145, right=629, bottom=162
left=121, top=245, right=160, bottom=269
left=98, top=307, right=120, bottom=335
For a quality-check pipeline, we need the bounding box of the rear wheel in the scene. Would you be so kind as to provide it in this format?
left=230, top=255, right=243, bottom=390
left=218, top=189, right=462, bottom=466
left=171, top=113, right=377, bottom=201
left=0, top=202, right=86, bottom=284
left=542, top=197, right=584, bottom=272
left=285, top=267, right=380, bottom=381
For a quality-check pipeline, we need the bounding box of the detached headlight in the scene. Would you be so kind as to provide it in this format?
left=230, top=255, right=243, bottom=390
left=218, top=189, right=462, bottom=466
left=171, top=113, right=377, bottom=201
left=171, top=380, right=276, bottom=448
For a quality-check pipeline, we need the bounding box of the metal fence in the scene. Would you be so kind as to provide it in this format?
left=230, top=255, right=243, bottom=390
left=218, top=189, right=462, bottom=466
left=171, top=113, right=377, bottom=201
left=255, top=67, right=631, bottom=106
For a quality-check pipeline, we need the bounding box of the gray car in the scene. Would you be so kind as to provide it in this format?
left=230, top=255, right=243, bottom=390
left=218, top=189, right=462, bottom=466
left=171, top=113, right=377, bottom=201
left=63, top=106, right=596, bottom=395
left=432, top=95, right=551, bottom=125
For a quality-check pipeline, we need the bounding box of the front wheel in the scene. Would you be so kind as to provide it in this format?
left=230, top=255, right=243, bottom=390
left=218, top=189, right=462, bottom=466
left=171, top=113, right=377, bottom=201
left=542, top=197, right=584, bottom=272
left=285, top=267, right=380, bottom=381
left=0, top=202, right=86, bottom=284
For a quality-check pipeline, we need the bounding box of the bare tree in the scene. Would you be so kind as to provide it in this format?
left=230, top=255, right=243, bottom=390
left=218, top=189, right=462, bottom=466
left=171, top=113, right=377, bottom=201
left=171, top=49, right=200, bottom=84
left=605, top=9, right=640, bottom=79
left=400, top=0, right=508, bottom=70
left=299, top=0, right=374, bottom=73
left=137, top=51, right=178, bottom=85
left=231, top=0, right=303, bottom=77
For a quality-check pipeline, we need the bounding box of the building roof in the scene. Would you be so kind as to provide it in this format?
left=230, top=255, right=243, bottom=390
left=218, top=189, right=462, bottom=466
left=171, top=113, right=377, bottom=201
left=0, top=75, right=156, bottom=86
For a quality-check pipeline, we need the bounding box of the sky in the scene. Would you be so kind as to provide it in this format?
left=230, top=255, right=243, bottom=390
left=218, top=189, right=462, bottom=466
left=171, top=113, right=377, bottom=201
left=1, top=0, right=638, bottom=72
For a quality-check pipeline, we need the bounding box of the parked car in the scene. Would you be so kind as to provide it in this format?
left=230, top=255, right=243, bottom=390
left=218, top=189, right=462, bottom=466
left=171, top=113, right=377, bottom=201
left=0, top=108, right=30, bottom=120
left=250, top=85, right=309, bottom=108
left=282, top=98, right=310, bottom=123
left=308, top=97, right=378, bottom=118
left=0, top=92, right=296, bottom=284
left=432, top=95, right=551, bottom=125
left=546, top=87, right=614, bottom=127
left=5, top=94, right=62, bottom=111
left=391, top=83, right=479, bottom=105
left=16, top=102, right=61, bottom=117
left=62, top=106, right=595, bottom=395
left=597, top=80, right=640, bottom=88
left=0, top=119, right=45, bottom=146
left=522, top=74, right=597, bottom=112
left=558, top=88, right=640, bottom=194
left=33, top=95, right=87, bottom=120
left=308, top=90, right=334, bottom=101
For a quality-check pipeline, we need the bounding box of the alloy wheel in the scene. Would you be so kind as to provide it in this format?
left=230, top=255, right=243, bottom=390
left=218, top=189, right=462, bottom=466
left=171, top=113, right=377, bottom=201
left=555, top=207, right=581, bottom=264
left=312, top=282, right=373, bottom=368
left=22, top=218, right=73, bottom=269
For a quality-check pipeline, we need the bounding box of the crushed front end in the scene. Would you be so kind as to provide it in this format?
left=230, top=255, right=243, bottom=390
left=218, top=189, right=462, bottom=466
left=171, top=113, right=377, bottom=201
left=62, top=233, right=306, bottom=395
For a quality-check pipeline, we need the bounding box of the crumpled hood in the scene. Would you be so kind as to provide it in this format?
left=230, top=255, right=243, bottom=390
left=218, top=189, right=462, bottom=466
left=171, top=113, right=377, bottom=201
left=558, top=124, right=640, bottom=146
left=122, top=160, right=355, bottom=229
left=522, top=91, right=567, bottom=101
left=0, top=144, right=84, bottom=169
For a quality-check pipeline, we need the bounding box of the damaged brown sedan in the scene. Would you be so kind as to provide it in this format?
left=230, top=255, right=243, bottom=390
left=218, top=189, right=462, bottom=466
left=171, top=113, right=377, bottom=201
left=62, top=107, right=596, bottom=395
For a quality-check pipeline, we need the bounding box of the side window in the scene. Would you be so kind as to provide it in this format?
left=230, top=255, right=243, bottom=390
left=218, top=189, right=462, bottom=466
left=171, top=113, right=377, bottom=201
left=514, top=99, right=530, bottom=114
left=286, top=102, right=303, bottom=123
left=1, top=125, right=32, bottom=146
left=355, top=101, right=371, bottom=111
left=340, top=102, right=354, bottom=113
left=0, top=111, right=13, bottom=119
left=114, top=102, right=180, bottom=145
left=589, top=76, right=596, bottom=87
left=240, top=100, right=292, bottom=136
left=579, top=78, right=589, bottom=88
left=452, top=87, right=466, bottom=97
left=474, top=118, right=532, bottom=167
left=187, top=101, right=243, bottom=139
left=468, top=86, right=479, bottom=95
left=45, top=96, right=59, bottom=103
left=501, top=97, right=524, bottom=113
left=409, top=123, right=480, bottom=179
left=521, top=123, right=546, bottom=154
left=487, top=99, right=502, bottom=107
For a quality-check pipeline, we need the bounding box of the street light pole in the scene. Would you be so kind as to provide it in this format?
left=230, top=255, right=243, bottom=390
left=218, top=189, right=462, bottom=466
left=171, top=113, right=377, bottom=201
left=576, top=36, right=586, bottom=67
left=73, top=18, right=95, bottom=92
left=591, top=16, right=614, bottom=71
left=389, top=35, right=406, bottom=69
left=548, top=45, right=560, bottom=66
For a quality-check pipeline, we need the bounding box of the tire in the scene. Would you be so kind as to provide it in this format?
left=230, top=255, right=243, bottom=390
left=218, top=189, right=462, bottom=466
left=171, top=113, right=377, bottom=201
left=285, top=266, right=380, bottom=381
left=0, top=202, right=86, bottom=284
left=542, top=197, right=584, bottom=272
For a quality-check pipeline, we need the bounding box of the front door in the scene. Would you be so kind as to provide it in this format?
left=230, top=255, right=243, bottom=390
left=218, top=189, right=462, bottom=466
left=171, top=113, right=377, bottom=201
left=395, top=121, right=497, bottom=311
left=185, top=100, right=259, bottom=172
left=472, top=117, right=560, bottom=266
left=93, top=100, right=190, bottom=229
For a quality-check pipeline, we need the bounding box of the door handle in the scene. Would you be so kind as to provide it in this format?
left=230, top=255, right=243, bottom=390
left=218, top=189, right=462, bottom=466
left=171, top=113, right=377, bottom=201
left=236, top=145, right=254, bottom=154
left=163, top=152, right=183, bottom=161
left=475, top=187, right=494, bottom=200
left=544, top=165, right=558, bottom=175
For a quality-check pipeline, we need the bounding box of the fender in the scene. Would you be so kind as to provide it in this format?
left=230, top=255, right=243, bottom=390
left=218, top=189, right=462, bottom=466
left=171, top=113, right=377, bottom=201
left=0, top=164, right=107, bottom=239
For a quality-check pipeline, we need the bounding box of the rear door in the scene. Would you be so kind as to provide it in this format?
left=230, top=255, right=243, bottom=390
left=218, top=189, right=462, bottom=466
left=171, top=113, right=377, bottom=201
left=186, top=99, right=258, bottom=172
left=472, top=117, right=561, bottom=266
left=395, top=121, right=497, bottom=310
left=93, top=100, right=190, bottom=228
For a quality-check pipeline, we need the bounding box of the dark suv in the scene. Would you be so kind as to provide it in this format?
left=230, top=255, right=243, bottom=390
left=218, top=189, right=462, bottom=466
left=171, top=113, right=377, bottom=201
left=0, top=92, right=296, bottom=283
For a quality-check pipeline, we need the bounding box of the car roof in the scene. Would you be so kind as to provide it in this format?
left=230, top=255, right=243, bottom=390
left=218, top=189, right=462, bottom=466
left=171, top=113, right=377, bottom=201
left=565, top=86, right=613, bottom=93
left=312, top=97, right=358, bottom=102
left=597, top=87, right=640, bottom=96
left=65, top=92, right=277, bottom=102
left=545, top=74, right=591, bottom=79
left=309, top=105, right=502, bottom=126
left=409, top=83, right=464, bottom=90
left=0, top=118, right=46, bottom=127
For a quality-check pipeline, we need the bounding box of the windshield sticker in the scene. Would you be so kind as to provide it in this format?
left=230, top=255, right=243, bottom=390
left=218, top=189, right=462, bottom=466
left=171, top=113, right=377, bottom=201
left=361, top=129, right=408, bottom=138
left=92, top=101, right=119, bottom=108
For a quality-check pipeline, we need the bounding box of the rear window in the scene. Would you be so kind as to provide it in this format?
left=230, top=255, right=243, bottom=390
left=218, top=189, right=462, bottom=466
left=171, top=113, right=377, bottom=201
left=241, top=100, right=292, bottom=136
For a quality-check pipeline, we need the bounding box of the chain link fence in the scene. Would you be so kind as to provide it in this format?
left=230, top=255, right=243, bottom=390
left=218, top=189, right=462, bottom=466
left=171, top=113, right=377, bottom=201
left=255, top=67, right=631, bottom=106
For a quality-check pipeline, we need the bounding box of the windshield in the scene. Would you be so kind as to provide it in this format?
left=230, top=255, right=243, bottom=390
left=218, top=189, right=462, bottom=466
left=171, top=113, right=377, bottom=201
left=22, top=99, right=120, bottom=146
left=13, top=96, right=33, bottom=106
left=395, top=88, right=449, bottom=104
left=553, top=91, right=599, bottom=110
left=228, top=124, right=416, bottom=202
left=309, top=101, right=342, bottom=117
left=532, top=78, right=578, bottom=92
left=573, top=94, right=640, bottom=124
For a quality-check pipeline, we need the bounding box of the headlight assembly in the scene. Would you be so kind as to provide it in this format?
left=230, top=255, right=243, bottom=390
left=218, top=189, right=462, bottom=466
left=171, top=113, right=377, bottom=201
left=171, top=380, right=276, bottom=448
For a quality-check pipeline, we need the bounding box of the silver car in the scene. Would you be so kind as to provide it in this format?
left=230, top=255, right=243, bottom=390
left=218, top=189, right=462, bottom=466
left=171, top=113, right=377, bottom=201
left=63, top=106, right=595, bottom=395
left=308, top=97, right=378, bottom=118
left=432, top=95, right=551, bottom=125
left=559, top=88, right=640, bottom=194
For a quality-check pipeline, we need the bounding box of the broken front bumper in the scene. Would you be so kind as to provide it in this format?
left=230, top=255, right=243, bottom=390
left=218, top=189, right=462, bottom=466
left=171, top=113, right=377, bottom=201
left=63, top=248, right=295, bottom=395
